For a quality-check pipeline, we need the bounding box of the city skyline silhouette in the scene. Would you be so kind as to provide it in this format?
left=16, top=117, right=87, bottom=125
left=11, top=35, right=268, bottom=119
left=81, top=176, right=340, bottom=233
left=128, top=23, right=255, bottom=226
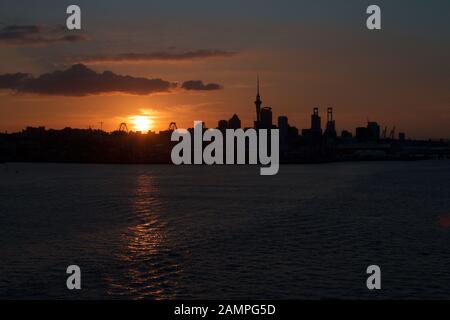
left=1, top=80, right=449, bottom=165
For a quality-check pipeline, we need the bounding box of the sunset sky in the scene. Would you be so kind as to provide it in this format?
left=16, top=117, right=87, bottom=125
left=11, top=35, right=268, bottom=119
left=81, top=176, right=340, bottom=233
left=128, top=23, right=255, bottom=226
left=0, top=0, right=449, bottom=138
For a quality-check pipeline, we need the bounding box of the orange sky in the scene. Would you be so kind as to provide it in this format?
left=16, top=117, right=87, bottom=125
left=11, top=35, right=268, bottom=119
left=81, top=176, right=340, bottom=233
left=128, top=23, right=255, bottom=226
left=1, top=1, right=449, bottom=139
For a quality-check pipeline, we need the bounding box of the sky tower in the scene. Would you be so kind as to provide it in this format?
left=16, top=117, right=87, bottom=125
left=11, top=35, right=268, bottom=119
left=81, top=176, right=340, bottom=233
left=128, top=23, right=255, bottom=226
left=255, top=74, right=262, bottom=124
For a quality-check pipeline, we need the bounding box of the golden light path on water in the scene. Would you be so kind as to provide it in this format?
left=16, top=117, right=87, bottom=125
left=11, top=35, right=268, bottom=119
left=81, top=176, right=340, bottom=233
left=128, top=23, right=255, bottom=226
left=106, top=174, right=182, bottom=299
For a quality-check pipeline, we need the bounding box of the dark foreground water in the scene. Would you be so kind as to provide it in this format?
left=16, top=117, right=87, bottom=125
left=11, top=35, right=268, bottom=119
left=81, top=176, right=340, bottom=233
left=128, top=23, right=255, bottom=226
left=1, top=161, right=450, bottom=299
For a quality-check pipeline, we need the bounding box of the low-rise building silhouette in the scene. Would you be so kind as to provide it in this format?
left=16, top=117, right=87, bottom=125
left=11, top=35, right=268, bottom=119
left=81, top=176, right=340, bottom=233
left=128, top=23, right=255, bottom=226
left=228, top=114, right=241, bottom=129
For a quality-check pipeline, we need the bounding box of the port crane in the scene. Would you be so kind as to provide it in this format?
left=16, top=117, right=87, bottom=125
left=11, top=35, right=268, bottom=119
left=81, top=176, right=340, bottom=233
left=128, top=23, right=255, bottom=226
left=382, top=126, right=387, bottom=139
left=389, top=126, right=396, bottom=140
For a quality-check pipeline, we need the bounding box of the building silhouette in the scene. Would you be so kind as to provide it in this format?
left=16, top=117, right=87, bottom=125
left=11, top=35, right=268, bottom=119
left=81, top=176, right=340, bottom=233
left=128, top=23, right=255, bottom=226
left=356, top=122, right=380, bottom=143
left=367, top=122, right=380, bottom=141
left=218, top=120, right=228, bottom=132
left=228, top=114, right=241, bottom=129
left=254, top=75, right=262, bottom=127
left=301, top=108, right=323, bottom=145
left=341, top=130, right=353, bottom=140
left=278, top=116, right=289, bottom=148
left=355, top=127, right=368, bottom=142
left=260, top=107, right=273, bottom=129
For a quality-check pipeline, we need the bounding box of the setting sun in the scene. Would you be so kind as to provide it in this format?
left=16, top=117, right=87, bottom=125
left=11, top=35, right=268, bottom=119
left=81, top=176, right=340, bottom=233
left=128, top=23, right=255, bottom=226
left=130, top=115, right=153, bottom=132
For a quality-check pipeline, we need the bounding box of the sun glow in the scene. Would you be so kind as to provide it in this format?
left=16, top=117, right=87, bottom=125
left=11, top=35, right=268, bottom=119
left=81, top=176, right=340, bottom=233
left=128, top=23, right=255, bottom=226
left=130, top=115, right=153, bottom=132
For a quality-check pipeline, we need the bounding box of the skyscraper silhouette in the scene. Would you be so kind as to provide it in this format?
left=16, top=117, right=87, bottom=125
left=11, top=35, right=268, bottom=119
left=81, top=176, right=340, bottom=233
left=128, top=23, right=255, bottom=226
left=278, top=116, right=289, bottom=148
left=260, top=107, right=273, bottom=129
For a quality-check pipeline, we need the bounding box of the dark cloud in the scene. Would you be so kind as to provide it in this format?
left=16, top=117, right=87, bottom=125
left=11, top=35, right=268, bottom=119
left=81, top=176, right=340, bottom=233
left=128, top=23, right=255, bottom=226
left=0, top=73, right=31, bottom=88
left=0, top=24, right=88, bottom=46
left=78, top=49, right=237, bottom=64
left=0, top=64, right=177, bottom=96
left=181, top=80, right=223, bottom=91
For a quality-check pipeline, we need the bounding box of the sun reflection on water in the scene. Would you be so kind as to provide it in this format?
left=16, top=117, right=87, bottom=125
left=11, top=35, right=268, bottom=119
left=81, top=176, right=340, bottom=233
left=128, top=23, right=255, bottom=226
left=106, top=174, right=182, bottom=299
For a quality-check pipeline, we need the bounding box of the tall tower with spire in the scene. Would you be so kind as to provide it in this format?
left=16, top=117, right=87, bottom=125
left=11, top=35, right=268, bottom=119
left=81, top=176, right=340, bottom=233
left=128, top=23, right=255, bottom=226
left=255, top=74, right=262, bottom=125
